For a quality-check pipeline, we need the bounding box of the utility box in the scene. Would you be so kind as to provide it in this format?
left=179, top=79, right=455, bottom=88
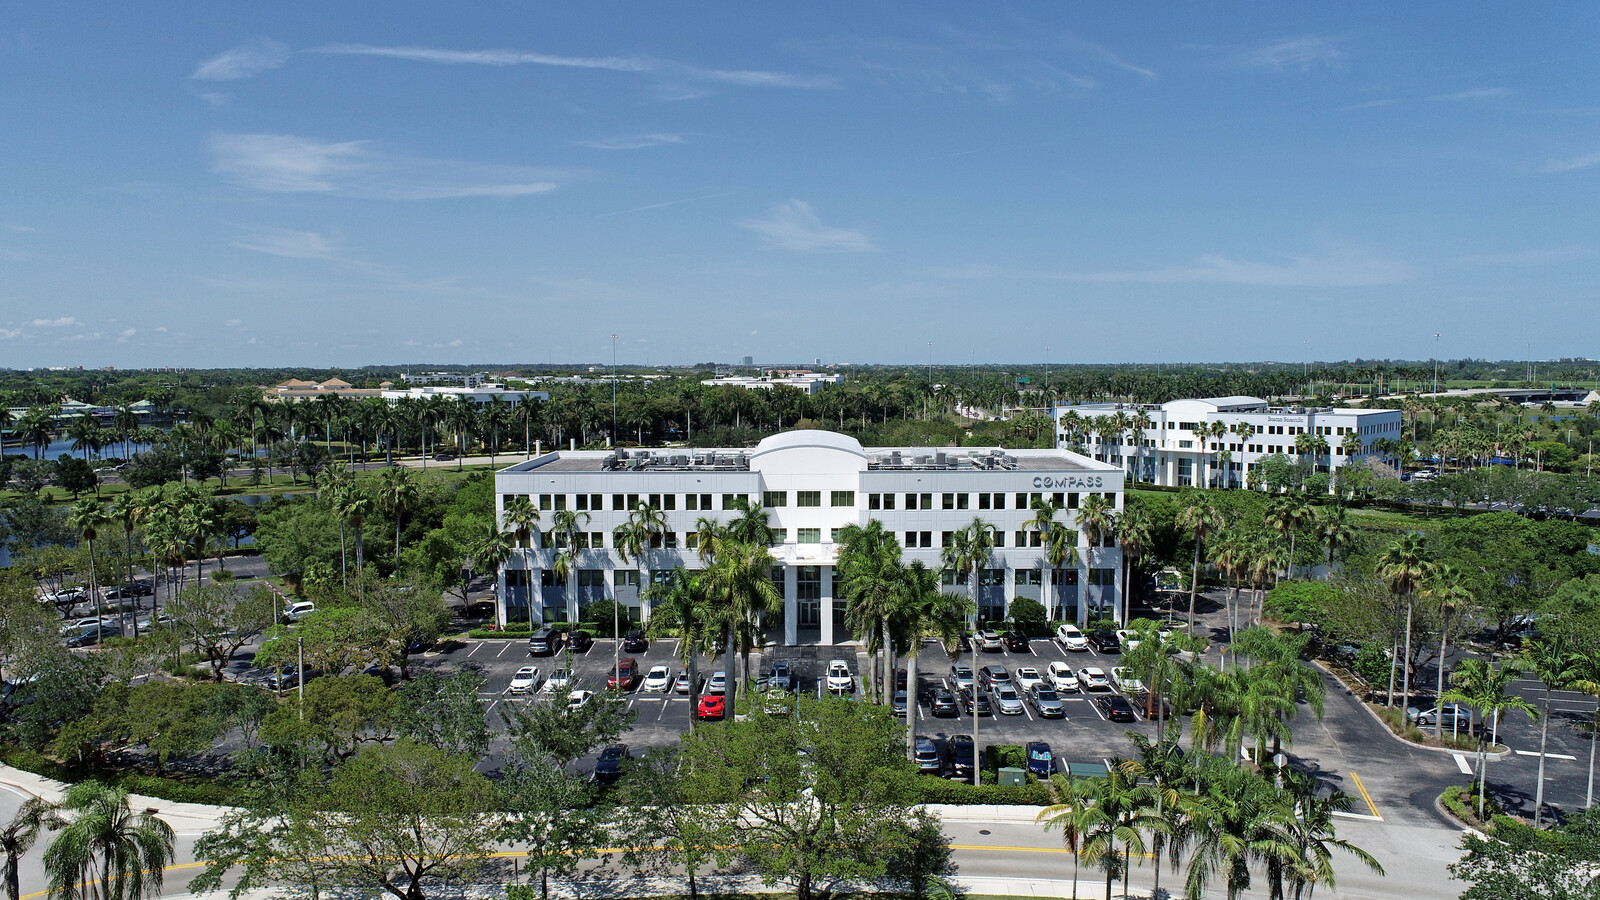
left=998, top=767, right=1026, bottom=787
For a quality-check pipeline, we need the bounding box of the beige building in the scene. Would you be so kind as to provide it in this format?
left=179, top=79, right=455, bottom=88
left=269, top=378, right=393, bottom=403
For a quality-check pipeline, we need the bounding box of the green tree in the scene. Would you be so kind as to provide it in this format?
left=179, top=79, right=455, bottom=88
left=1520, top=636, right=1579, bottom=828
left=66, top=498, right=110, bottom=624
left=1443, top=658, right=1538, bottom=821
left=838, top=519, right=906, bottom=704
left=894, top=559, right=971, bottom=760
left=166, top=582, right=279, bottom=681
left=43, top=780, right=176, bottom=900
left=1037, top=775, right=1107, bottom=900
left=1377, top=533, right=1430, bottom=708
left=1273, top=771, right=1384, bottom=900
left=1451, top=806, right=1600, bottom=900
left=702, top=539, right=781, bottom=699
left=392, top=670, right=491, bottom=759
left=1, top=797, right=62, bottom=900
left=1176, top=497, right=1224, bottom=631
left=615, top=748, right=734, bottom=900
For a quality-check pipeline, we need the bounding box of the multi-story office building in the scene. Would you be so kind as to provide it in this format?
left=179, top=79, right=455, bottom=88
left=493, top=430, right=1124, bottom=646
left=1053, top=396, right=1404, bottom=489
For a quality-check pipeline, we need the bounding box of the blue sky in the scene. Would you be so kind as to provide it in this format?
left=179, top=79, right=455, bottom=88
left=2, top=4, right=1598, bottom=369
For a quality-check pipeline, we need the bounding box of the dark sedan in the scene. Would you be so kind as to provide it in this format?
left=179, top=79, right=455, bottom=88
left=1003, top=631, right=1030, bottom=651
left=948, top=734, right=977, bottom=778
left=65, top=624, right=120, bottom=648
left=1088, top=629, right=1123, bottom=653
left=922, top=687, right=960, bottom=718
left=1135, top=690, right=1174, bottom=721
left=607, top=657, right=641, bottom=691
left=959, top=689, right=993, bottom=717
left=621, top=629, right=649, bottom=652
left=567, top=629, right=594, bottom=652
left=594, top=744, right=632, bottom=784
left=1095, top=693, right=1137, bottom=723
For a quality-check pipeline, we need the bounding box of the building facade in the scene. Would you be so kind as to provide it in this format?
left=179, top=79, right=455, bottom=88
left=379, top=383, right=548, bottom=406
left=700, top=370, right=845, bottom=395
left=1053, top=396, right=1404, bottom=489
left=493, top=430, right=1124, bottom=646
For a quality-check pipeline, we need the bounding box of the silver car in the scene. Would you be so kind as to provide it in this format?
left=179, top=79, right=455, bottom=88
left=1028, top=684, right=1067, bottom=718
left=949, top=664, right=975, bottom=692
left=993, top=685, right=1025, bottom=715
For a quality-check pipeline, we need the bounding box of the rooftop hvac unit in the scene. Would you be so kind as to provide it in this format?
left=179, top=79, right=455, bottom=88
left=935, top=452, right=947, bottom=466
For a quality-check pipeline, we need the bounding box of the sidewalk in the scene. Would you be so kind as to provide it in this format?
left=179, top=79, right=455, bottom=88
left=0, top=765, right=230, bottom=831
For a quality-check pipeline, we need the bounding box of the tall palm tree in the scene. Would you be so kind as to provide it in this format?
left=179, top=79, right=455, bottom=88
left=378, top=465, right=419, bottom=564
left=1315, top=505, right=1354, bottom=579
left=645, top=566, right=711, bottom=729
left=1567, top=652, right=1600, bottom=809
left=1176, top=498, right=1224, bottom=630
left=1025, top=498, right=1075, bottom=622
left=331, top=483, right=372, bottom=588
left=940, top=517, right=995, bottom=630
left=500, top=496, right=542, bottom=627
left=837, top=520, right=905, bottom=704
left=548, top=509, right=592, bottom=624
left=1083, top=761, right=1161, bottom=900
left=1420, top=563, right=1473, bottom=740
left=1520, top=637, right=1577, bottom=828
left=1076, top=493, right=1115, bottom=620
left=893, top=560, right=970, bottom=760
left=1037, top=776, right=1109, bottom=900
left=613, top=502, right=668, bottom=605
left=1264, top=497, right=1311, bottom=580
left=67, top=499, right=110, bottom=623
left=1377, top=533, right=1430, bottom=708
left=1, top=797, right=61, bottom=900
left=1442, top=657, right=1536, bottom=820
left=721, top=496, right=774, bottom=546
left=43, top=780, right=175, bottom=900
left=1114, top=504, right=1152, bottom=623
left=1182, top=757, right=1292, bottom=900
left=702, top=540, right=780, bottom=699
left=1275, top=771, right=1384, bottom=900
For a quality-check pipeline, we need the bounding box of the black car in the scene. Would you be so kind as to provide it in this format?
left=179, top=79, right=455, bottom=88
left=65, top=624, right=120, bottom=648
left=1025, top=740, right=1055, bottom=778
left=528, top=627, right=561, bottom=656
left=621, top=629, right=649, bottom=652
left=948, top=734, right=976, bottom=778
left=594, top=744, right=632, bottom=784
left=1095, top=693, right=1137, bottom=722
left=914, top=735, right=948, bottom=776
left=959, top=688, right=993, bottom=716
left=567, top=629, right=594, bottom=652
left=923, top=687, right=960, bottom=718
left=1003, top=631, right=1030, bottom=651
left=1088, top=629, right=1123, bottom=653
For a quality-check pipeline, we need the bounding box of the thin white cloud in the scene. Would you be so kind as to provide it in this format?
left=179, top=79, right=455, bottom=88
left=224, top=318, right=242, bottom=327
left=1540, top=151, right=1600, bottom=173
left=596, top=190, right=739, bottom=218
left=60, top=332, right=101, bottom=342
left=192, top=38, right=292, bottom=81
left=209, top=133, right=559, bottom=199
left=1229, top=36, right=1344, bottom=71
left=310, top=43, right=649, bottom=71
left=574, top=133, right=685, bottom=150
left=686, top=66, right=836, bottom=89
left=1431, top=88, right=1513, bottom=102
left=3, top=224, right=36, bottom=233
left=28, top=316, right=78, bottom=328
left=232, top=228, right=353, bottom=262
left=117, top=328, right=137, bottom=342
left=0, top=329, right=22, bottom=340
left=739, top=201, right=873, bottom=252
left=931, top=248, right=1409, bottom=288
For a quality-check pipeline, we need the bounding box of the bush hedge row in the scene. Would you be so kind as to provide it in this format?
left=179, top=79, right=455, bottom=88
left=909, top=774, right=1054, bottom=806
left=0, top=744, right=236, bottom=806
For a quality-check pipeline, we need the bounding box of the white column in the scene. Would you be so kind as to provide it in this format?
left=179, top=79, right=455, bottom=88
left=1113, top=550, right=1126, bottom=626
left=783, top=565, right=798, bottom=647
left=1077, top=548, right=1091, bottom=627
left=820, top=565, right=835, bottom=645
left=1002, top=558, right=1016, bottom=621
left=495, top=566, right=507, bottom=629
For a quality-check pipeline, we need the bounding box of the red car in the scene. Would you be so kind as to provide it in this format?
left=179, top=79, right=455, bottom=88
left=696, top=694, right=726, bottom=720
left=607, top=657, right=641, bottom=691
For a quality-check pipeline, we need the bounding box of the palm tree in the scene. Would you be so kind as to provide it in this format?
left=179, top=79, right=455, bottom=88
left=500, top=496, right=542, bottom=628
left=1076, top=493, right=1116, bottom=621
left=2, top=797, right=61, bottom=900
left=1264, top=497, right=1311, bottom=579
left=1420, top=563, right=1473, bottom=740
left=43, top=780, right=175, bottom=900
left=1037, top=776, right=1109, bottom=900
left=329, top=481, right=370, bottom=585
left=67, top=499, right=110, bottom=623
left=1182, top=758, right=1291, bottom=900
left=18, top=405, right=58, bottom=460
left=1377, top=533, right=1430, bottom=708
left=940, top=517, right=995, bottom=630
left=1520, top=637, right=1578, bottom=828
left=1314, top=505, right=1354, bottom=579
left=613, top=502, right=668, bottom=606
left=1176, top=498, right=1223, bottom=630
left=645, top=566, right=711, bottom=730
left=893, top=560, right=970, bottom=760
left=1083, top=761, right=1161, bottom=900
left=837, top=520, right=905, bottom=705
left=1115, top=504, right=1153, bottom=623
left=1568, top=652, right=1600, bottom=809
left=702, top=540, right=781, bottom=699
left=548, top=508, right=592, bottom=624
left=1442, top=657, right=1537, bottom=820
left=1122, top=735, right=1189, bottom=899
left=378, top=465, right=420, bottom=564
left=1025, top=498, right=1075, bottom=622
left=1275, top=771, right=1384, bottom=900
left=721, top=496, right=774, bottom=546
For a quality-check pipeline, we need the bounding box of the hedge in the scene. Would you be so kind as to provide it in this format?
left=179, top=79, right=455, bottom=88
left=910, top=775, right=1054, bottom=806
left=0, top=744, right=236, bottom=806
left=1439, top=783, right=1505, bottom=829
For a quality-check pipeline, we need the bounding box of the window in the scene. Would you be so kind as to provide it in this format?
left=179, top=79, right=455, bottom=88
left=796, top=491, right=822, bottom=507
left=869, top=493, right=881, bottom=510
left=1014, top=492, right=1041, bottom=510
left=831, top=490, right=855, bottom=507
left=1052, top=492, right=1064, bottom=507
left=920, top=531, right=932, bottom=548
left=1014, top=569, right=1042, bottom=586
left=763, top=491, right=788, bottom=508
left=1067, top=492, right=1079, bottom=509
left=957, top=493, right=969, bottom=509
left=941, top=530, right=953, bottom=547
left=539, top=494, right=553, bottom=511
left=617, top=570, right=640, bottom=587
left=882, top=492, right=896, bottom=510
left=797, top=565, right=821, bottom=600
left=593, top=532, right=606, bottom=548
left=575, top=493, right=601, bottom=511
left=647, top=493, right=676, bottom=511
left=905, top=492, right=920, bottom=510
left=686, top=533, right=699, bottom=549
left=992, top=530, right=1004, bottom=548
left=612, top=494, right=625, bottom=511
left=977, top=492, right=1003, bottom=510
left=772, top=529, right=788, bottom=544
left=555, top=495, right=567, bottom=511
left=685, top=493, right=712, bottom=511
left=578, top=570, right=606, bottom=589
left=1014, top=530, right=1026, bottom=548
left=797, top=528, right=821, bottom=544
left=905, top=531, right=917, bottom=547
left=942, top=492, right=955, bottom=510
left=722, top=493, right=740, bottom=510
left=830, top=528, right=842, bottom=542
left=664, top=531, right=678, bottom=549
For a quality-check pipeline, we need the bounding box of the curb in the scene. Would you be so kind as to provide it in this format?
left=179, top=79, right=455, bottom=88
left=1315, top=660, right=1512, bottom=760
left=1433, top=788, right=1492, bottom=839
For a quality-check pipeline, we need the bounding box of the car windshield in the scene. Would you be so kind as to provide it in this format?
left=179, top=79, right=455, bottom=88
left=1031, top=749, right=1051, bottom=760
left=1036, top=690, right=1058, bottom=700
left=601, top=748, right=624, bottom=760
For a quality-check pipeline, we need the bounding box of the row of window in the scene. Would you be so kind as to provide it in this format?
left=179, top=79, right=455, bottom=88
left=867, top=490, right=1106, bottom=511
left=527, top=524, right=1114, bottom=551
left=515, top=489, right=1118, bottom=516
left=762, top=490, right=856, bottom=508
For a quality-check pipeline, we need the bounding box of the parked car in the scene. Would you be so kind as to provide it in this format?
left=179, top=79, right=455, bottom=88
left=607, top=657, right=641, bottom=691
left=959, top=688, right=993, bottom=716
left=541, top=672, right=573, bottom=695
left=1135, top=690, right=1174, bottom=721
left=1110, top=667, right=1146, bottom=694
left=62, top=616, right=118, bottom=635
left=705, top=671, right=728, bottom=696
left=993, top=685, right=1025, bottom=715
left=825, top=659, right=853, bottom=694
left=892, top=690, right=909, bottom=717
left=622, top=629, right=649, bottom=652
left=696, top=694, right=726, bottom=720
left=1088, top=629, right=1122, bottom=653
left=1013, top=666, right=1044, bottom=693
left=509, top=666, right=541, bottom=694
left=566, top=629, right=594, bottom=652
left=641, top=665, right=673, bottom=693
left=1003, top=630, right=1030, bottom=651
left=914, top=735, right=948, bottom=776
left=948, top=734, right=976, bottom=778
left=65, top=624, right=120, bottom=647
left=1027, top=684, right=1067, bottom=718
left=1080, top=667, right=1111, bottom=692
left=1025, top=740, right=1055, bottom=777
left=894, top=667, right=908, bottom=690
left=134, top=612, right=176, bottom=632
left=978, top=665, right=1012, bottom=691
left=923, top=687, right=960, bottom=718
left=265, top=665, right=320, bottom=691
left=1406, top=703, right=1470, bottom=729
left=594, top=744, right=631, bottom=784
left=529, top=627, right=563, bottom=654
left=977, top=630, right=1004, bottom=652
left=672, top=672, right=692, bottom=694
left=1046, top=661, right=1080, bottom=693
left=433, top=452, right=455, bottom=461
left=1116, top=629, right=1142, bottom=653
left=948, top=664, right=975, bottom=692
left=1056, top=623, right=1089, bottom=651
left=1095, top=693, right=1137, bottom=722
left=567, top=690, right=594, bottom=710
left=283, top=601, right=317, bottom=624
left=766, top=661, right=795, bottom=692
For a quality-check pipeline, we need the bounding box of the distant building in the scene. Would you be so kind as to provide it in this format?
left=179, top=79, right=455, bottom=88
left=742, top=355, right=754, bottom=366
left=701, top=370, right=844, bottom=396
left=380, top=383, right=548, bottom=407
left=401, top=371, right=488, bottom=388
left=270, top=378, right=392, bottom=402
left=1054, top=396, right=1403, bottom=489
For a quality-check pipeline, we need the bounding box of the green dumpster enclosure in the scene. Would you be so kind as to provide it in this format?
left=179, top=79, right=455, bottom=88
left=998, top=766, right=1026, bottom=786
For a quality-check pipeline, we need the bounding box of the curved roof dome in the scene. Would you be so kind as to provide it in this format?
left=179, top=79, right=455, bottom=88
left=749, top=429, right=868, bottom=474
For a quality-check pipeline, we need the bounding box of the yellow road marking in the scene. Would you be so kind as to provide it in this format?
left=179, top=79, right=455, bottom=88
left=1349, top=770, right=1381, bottom=819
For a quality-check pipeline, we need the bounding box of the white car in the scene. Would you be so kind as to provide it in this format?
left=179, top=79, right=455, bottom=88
left=1110, top=666, right=1146, bottom=694
left=993, top=685, right=1025, bottom=715
left=705, top=671, right=728, bottom=696
left=825, top=659, right=853, bottom=693
left=567, top=690, right=594, bottom=710
left=642, top=666, right=673, bottom=693
left=509, top=666, right=541, bottom=694
left=283, top=601, right=317, bottom=623
left=1080, top=666, right=1111, bottom=692
left=541, top=671, right=573, bottom=695
left=62, top=616, right=118, bottom=635
left=673, top=672, right=692, bottom=694
left=1115, top=629, right=1141, bottom=653
left=1055, top=623, right=1089, bottom=651
left=1046, top=661, right=1080, bottom=693
left=1013, top=666, right=1044, bottom=693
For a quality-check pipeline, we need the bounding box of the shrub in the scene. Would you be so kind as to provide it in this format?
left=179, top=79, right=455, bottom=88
left=467, top=628, right=533, bottom=639
left=0, top=744, right=236, bottom=806
left=1440, top=784, right=1505, bottom=828
left=908, top=776, right=1054, bottom=806
left=987, top=743, right=1026, bottom=771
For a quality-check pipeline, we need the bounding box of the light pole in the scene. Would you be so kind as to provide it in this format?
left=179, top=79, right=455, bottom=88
left=297, top=636, right=305, bottom=719
left=611, top=333, right=618, bottom=448
left=927, top=341, right=933, bottom=421
left=1433, top=332, right=1441, bottom=394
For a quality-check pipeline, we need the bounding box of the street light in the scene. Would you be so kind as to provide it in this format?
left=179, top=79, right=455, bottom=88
left=611, top=333, right=618, bottom=448
left=1433, top=332, right=1441, bottom=394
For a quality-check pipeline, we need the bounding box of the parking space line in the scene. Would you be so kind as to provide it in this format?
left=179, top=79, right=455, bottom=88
left=496, top=643, right=513, bottom=658
left=1453, top=754, right=1473, bottom=775
left=1348, top=771, right=1381, bottom=819
left=1086, top=698, right=1107, bottom=722
left=468, top=642, right=485, bottom=657
left=1515, top=749, right=1578, bottom=761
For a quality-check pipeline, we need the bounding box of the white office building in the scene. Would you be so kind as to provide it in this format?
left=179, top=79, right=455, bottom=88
left=493, top=430, right=1125, bottom=645
left=1053, top=396, right=1403, bottom=489
left=701, top=370, right=844, bottom=395
left=379, top=383, right=548, bottom=406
